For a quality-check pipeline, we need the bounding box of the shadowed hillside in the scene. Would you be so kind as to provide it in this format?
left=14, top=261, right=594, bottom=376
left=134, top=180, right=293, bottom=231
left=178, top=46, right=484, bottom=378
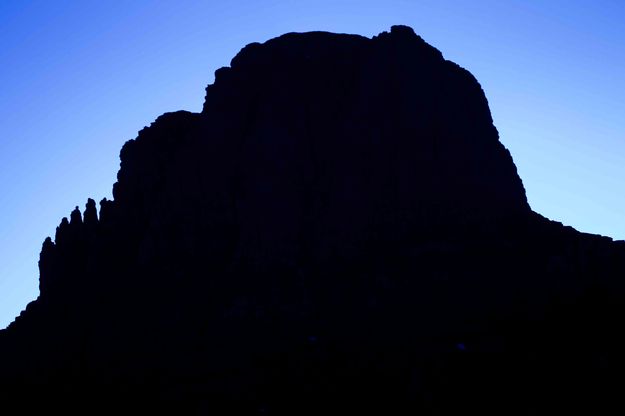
left=1, top=25, right=624, bottom=415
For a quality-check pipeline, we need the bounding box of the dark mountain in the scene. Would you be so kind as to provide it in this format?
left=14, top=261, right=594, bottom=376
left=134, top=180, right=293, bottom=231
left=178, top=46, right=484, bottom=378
left=1, top=25, right=624, bottom=415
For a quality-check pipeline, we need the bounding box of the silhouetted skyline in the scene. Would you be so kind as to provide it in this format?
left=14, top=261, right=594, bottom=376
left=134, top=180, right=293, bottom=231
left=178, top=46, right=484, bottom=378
left=1, top=26, right=624, bottom=414
left=1, top=1, right=624, bottom=329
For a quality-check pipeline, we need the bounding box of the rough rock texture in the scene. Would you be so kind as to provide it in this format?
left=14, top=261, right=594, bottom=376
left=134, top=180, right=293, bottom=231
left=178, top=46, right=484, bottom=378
left=1, top=26, right=624, bottom=415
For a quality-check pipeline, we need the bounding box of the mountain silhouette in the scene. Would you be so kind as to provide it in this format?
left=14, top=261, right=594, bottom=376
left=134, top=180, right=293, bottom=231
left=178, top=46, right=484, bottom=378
left=1, top=25, right=624, bottom=415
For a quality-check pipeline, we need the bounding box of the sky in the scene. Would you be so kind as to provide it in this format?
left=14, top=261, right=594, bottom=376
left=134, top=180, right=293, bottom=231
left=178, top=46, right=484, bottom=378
left=0, top=0, right=623, bottom=328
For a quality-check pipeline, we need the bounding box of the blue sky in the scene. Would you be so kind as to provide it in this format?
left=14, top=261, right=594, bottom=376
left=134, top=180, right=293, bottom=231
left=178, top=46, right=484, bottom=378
left=0, top=0, right=623, bottom=328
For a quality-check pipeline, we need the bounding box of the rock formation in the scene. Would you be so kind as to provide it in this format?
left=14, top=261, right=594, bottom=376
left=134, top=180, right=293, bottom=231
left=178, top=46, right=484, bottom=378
left=1, top=26, right=624, bottom=415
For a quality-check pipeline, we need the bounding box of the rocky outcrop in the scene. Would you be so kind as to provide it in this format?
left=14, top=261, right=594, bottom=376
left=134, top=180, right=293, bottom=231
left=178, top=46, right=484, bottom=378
left=0, top=25, right=624, bottom=415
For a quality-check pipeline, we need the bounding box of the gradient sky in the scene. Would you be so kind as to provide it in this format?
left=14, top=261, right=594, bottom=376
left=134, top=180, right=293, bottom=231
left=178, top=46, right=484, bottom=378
left=1, top=0, right=623, bottom=328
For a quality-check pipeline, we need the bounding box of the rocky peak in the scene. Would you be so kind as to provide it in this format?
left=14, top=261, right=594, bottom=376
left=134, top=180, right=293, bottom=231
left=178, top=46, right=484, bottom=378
left=1, top=26, right=622, bottom=415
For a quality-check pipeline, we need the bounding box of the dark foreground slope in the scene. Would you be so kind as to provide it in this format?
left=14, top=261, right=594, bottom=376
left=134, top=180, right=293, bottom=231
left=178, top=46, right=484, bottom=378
left=1, top=26, right=624, bottom=415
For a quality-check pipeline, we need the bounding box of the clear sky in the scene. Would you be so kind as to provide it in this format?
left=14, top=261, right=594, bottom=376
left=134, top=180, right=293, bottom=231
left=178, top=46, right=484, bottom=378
left=0, top=0, right=623, bottom=328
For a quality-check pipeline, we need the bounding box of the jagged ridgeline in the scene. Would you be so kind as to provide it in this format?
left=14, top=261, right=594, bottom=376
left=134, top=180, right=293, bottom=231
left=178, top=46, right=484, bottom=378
left=1, top=26, right=624, bottom=415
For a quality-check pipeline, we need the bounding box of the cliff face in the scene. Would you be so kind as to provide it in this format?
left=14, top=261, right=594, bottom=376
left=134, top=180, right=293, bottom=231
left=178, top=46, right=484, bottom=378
left=1, top=26, right=624, bottom=415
